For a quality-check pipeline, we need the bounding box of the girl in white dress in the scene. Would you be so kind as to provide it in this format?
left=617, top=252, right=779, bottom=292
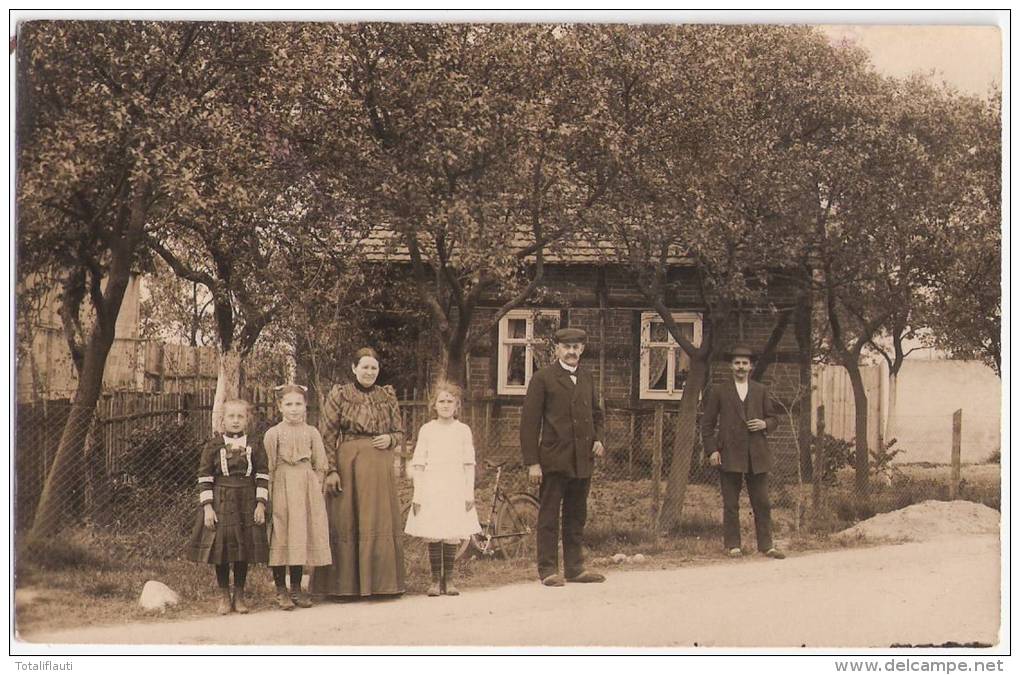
left=404, top=381, right=481, bottom=596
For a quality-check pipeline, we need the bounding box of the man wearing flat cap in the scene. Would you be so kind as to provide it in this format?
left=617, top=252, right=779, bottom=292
left=700, top=344, right=785, bottom=560
left=521, top=326, right=607, bottom=586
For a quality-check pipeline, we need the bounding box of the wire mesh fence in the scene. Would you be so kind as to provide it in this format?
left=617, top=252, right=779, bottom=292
left=15, top=389, right=999, bottom=561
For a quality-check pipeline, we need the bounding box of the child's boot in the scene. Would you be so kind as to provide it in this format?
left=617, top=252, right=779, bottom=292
left=427, top=542, right=443, bottom=597
left=292, top=591, right=313, bottom=608
left=276, top=588, right=295, bottom=610
left=232, top=586, right=249, bottom=614
left=442, top=543, right=460, bottom=596
left=216, top=588, right=232, bottom=615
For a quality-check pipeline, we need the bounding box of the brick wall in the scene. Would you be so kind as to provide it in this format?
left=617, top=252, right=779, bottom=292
left=435, top=263, right=809, bottom=479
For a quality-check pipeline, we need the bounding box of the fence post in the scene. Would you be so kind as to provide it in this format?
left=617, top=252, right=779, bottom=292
left=950, top=409, right=962, bottom=499
left=651, top=403, right=664, bottom=529
left=812, top=404, right=825, bottom=513
left=628, top=411, right=635, bottom=480
left=483, top=399, right=493, bottom=458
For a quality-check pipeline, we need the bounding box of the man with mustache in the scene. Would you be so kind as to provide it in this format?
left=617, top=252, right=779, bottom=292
left=701, top=344, right=786, bottom=560
left=521, top=327, right=607, bottom=586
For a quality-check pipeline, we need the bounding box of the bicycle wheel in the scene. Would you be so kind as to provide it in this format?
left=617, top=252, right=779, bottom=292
left=493, top=493, right=539, bottom=559
left=455, top=533, right=482, bottom=562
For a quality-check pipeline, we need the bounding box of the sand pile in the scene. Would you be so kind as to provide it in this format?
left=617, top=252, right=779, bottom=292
left=836, top=500, right=1000, bottom=543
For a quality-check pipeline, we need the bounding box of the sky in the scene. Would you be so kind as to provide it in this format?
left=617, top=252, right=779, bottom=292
left=819, top=24, right=1002, bottom=98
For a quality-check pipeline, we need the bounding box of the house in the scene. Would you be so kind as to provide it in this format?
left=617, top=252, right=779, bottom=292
left=357, top=228, right=809, bottom=477
left=16, top=275, right=146, bottom=402
left=16, top=275, right=221, bottom=402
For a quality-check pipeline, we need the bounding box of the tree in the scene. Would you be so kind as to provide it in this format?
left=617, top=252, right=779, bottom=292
left=281, top=23, right=607, bottom=385
left=17, top=21, right=279, bottom=536
left=809, top=75, right=988, bottom=498
left=139, top=257, right=216, bottom=346
left=919, top=92, right=1001, bottom=375
left=579, top=25, right=843, bottom=529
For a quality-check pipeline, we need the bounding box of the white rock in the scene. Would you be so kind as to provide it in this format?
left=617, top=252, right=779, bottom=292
left=611, top=553, right=627, bottom=564
left=632, top=554, right=646, bottom=563
left=138, top=580, right=179, bottom=611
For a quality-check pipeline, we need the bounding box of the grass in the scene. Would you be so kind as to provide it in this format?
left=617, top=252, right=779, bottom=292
left=15, top=463, right=1000, bottom=638
left=810, top=462, right=1001, bottom=526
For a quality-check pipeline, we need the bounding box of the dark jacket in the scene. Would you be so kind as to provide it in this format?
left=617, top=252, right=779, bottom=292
left=520, top=363, right=605, bottom=479
left=700, top=379, right=779, bottom=474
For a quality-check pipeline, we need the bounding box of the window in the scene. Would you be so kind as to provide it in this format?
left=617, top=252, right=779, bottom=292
left=639, top=311, right=703, bottom=400
left=497, top=309, right=561, bottom=395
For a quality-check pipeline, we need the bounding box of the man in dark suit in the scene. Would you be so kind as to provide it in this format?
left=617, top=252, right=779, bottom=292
left=701, top=344, right=786, bottom=560
left=521, top=327, right=607, bottom=586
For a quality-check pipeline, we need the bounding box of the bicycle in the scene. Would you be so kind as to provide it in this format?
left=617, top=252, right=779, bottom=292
left=460, top=458, right=539, bottom=561
left=401, top=458, right=539, bottom=562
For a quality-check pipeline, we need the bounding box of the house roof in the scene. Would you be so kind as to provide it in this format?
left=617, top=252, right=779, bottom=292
left=357, top=225, right=693, bottom=265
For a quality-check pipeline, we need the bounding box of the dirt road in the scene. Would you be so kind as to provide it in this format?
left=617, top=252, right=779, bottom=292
left=21, top=534, right=1000, bottom=648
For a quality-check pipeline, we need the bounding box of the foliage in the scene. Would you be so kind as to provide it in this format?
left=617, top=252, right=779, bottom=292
left=918, top=94, right=1001, bottom=374
left=120, top=422, right=203, bottom=489
left=17, top=21, right=293, bottom=535
left=138, top=258, right=216, bottom=346
left=813, top=433, right=855, bottom=486
left=869, top=437, right=905, bottom=476
left=290, top=266, right=431, bottom=403
left=275, top=24, right=608, bottom=384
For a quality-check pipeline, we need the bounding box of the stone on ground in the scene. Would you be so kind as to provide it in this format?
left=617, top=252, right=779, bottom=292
left=138, top=580, right=179, bottom=611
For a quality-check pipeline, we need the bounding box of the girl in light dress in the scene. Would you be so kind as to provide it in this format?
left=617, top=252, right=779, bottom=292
left=404, top=381, right=481, bottom=596
left=263, top=384, right=332, bottom=610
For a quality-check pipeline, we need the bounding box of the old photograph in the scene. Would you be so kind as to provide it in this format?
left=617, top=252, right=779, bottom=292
left=9, top=10, right=1005, bottom=658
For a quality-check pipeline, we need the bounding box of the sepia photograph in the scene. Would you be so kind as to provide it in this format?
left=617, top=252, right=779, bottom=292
left=8, top=8, right=1007, bottom=661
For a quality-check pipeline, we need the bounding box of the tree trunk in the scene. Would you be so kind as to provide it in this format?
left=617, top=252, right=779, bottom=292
left=439, top=342, right=468, bottom=388
left=211, top=347, right=243, bottom=433
left=844, top=360, right=871, bottom=500
left=658, top=353, right=709, bottom=531
left=885, top=372, right=899, bottom=445
left=29, top=278, right=129, bottom=539
left=440, top=346, right=467, bottom=389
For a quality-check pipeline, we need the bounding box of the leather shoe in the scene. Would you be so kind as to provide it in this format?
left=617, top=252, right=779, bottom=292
left=216, top=588, right=232, bottom=615
left=764, top=548, right=786, bottom=560
left=566, top=571, right=606, bottom=583
left=275, top=588, right=295, bottom=610
left=232, top=587, right=249, bottom=614
left=541, top=574, right=565, bottom=587
left=727, top=548, right=743, bottom=558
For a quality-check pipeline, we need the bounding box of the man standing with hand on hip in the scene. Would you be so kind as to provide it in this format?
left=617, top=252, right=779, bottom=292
left=701, top=344, right=786, bottom=560
left=521, top=327, right=607, bottom=586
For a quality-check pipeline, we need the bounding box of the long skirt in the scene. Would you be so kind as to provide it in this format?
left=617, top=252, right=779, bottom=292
left=188, top=477, right=269, bottom=564
left=309, top=438, right=405, bottom=597
left=268, top=461, right=332, bottom=567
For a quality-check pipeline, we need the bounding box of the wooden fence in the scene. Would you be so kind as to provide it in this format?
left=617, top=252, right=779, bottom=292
left=811, top=364, right=883, bottom=452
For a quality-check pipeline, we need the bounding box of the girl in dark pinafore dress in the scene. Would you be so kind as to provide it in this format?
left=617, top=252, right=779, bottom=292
left=187, top=398, right=270, bottom=615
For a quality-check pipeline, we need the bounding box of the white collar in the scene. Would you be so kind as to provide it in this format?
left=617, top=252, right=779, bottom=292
left=223, top=433, right=248, bottom=446
left=559, top=360, right=577, bottom=374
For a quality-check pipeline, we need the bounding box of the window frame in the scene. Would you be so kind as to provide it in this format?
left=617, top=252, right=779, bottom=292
left=639, top=311, right=703, bottom=401
left=496, top=309, right=562, bottom=396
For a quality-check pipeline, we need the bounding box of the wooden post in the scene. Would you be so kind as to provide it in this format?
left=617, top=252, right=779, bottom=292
left=628, top=410, right=635, bottom=480
left=483, top=399, right=493, bottom=457
left=812, top=404, right=826, bottom=512
left=950, top=409, right=962, bottom=499
left=651, top=403, right=664, bottom=528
